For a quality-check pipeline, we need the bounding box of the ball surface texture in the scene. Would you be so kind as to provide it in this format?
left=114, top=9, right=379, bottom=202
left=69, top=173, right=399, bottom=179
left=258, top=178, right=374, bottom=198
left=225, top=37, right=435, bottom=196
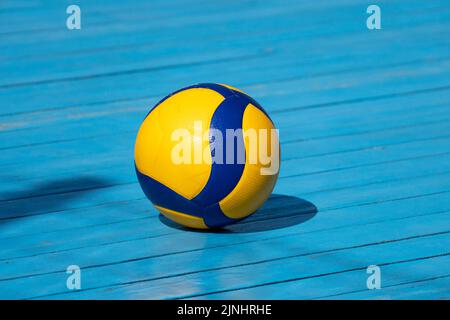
left=135, top=83, right=279, bottom=229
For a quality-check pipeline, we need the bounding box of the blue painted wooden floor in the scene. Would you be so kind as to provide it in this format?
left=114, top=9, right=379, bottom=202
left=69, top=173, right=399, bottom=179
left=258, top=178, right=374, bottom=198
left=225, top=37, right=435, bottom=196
left=0, top=0, right=449, bottom=299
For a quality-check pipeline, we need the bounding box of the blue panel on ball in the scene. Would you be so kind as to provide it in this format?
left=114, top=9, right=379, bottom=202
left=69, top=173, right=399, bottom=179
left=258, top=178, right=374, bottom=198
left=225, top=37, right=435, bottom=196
left=234, top=90, right=272, bottom=120
left=144, top=83, right=235, bottom=119
left=203, top=203, right=241, bottom=228
left=195, top=83, right=236, bottom=98
left=192, top=95, right=248, bottom=207
left=135, top=166, right=204, bottom=217
left=136, top=166, right=239, bottom=228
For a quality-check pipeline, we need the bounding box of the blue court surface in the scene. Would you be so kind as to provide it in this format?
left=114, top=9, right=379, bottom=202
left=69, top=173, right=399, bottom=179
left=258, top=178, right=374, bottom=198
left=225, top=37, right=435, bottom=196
left=0, top=0, right=449, bottom=299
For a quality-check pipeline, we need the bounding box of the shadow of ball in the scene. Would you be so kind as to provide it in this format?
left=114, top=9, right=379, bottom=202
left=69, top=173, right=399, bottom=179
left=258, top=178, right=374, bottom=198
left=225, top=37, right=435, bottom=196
left=159, top=194, right=317, bottom=233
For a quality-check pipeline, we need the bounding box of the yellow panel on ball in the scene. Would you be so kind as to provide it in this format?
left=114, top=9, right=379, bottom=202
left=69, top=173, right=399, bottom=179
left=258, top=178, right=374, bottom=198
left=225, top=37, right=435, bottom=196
left=219, top=103, right=280, bottom=219
left=155, top=205, right=208, bottom=229
left=134, top=88, right=224, bottom=200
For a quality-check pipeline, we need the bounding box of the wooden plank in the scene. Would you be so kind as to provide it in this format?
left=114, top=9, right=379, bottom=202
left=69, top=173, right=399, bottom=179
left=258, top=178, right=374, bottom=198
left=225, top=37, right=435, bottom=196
left=2, top=119, right=450, bottom=196
left=0, top=3, right=448, bottom=114
left=1, top=28, right=448, bottom=114
left=188, top=255, right=450, bottom=300
left=13, top=221, right=449, bottom=299
left=1, top=175, right=449, bottom=298
left=3, top=149, right=450, bottom=252
left=0, top=0, right=449, bottom=300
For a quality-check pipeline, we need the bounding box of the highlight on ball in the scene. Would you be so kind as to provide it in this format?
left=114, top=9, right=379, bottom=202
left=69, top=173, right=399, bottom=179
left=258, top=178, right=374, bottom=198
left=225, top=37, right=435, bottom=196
left=134, top=83, right=280, bottom=229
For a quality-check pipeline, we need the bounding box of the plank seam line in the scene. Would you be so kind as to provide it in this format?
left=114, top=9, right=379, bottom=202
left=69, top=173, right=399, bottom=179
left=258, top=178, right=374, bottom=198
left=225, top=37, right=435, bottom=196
left=2, top=196, right=449, bottom=253
left=26, top=238, right=450, bottom=299
left=0, top=197, right=147, bottom=221
left=3, top=0, right=447, bottom=38
left=257, top=53, right=450, bottom=96
left=282, top=150, right=450, bottom=181
left=173, top=253, right=450, bottom=300
left=3, top=168, right=450, bottom=224
left=2, top=207, right=449, bottom=266
left=1, top=56, right=449, bottom=117
left=0, top=0, right=353, bottom=37
left=0, top=42, right=448, bottom=88
left=312, top=274, right=450, bottom=300
left=273, top=85, right=450, bottom=114
left=3, top=123, right=450, bottom=174
left=3, top=125, right=450, bottom=186
left=283, top=167, right=450, bottom=201
left=0, top=181, right=135, bottom=203
left=2, top=213, right=449, bottom=280
left=0, top=97, right=151, bottom=119
left=0, top=196, right=146, bottom=221
left=284, top=133, right=450, bottom=161
left=0, top=52, right=268, bottom=89
left=3, top=112, right=450, bottom=154
left=283, top=114, right=450, bottom=145
left=1, top=96, right=448, bottom=136
left=3, top=150, right=450, bottom=207
left=2, top=107, right=450, bottom=152
left=5, top=143, right=450, bottom=190
left=0, top=130, right=135, bottom=151
left=0, top=229, right=177, bottom=264
left=0, top=214, right=153, bottom=242
left=3, top=4, right=448, bottom=66
left=3, top=7, right=449, bottom=68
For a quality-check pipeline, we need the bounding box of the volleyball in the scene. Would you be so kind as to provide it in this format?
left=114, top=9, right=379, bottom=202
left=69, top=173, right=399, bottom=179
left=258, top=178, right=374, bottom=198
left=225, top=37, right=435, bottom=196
left=135, top=83, right=280, bottom=229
